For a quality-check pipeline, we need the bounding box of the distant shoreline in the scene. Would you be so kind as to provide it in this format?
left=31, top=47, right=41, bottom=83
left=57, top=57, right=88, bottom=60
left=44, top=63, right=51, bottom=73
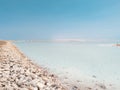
left=116, top=44, right=120, bottom=47
left=10, top=39, right=120, bottom=43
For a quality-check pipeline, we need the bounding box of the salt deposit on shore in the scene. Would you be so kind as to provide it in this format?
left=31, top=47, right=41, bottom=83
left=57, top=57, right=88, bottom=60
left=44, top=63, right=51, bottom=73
left=0, top=40, right=119, bottom=90
left=0, top=41, right=66, bottom=90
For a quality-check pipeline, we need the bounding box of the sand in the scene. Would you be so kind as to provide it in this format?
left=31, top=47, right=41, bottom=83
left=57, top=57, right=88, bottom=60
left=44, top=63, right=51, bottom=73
left=0, top=41, right=7, bottom=46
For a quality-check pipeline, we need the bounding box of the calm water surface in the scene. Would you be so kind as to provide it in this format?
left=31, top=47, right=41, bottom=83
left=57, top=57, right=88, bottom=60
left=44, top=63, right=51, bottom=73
left=15, top=42, right=120, bottom=86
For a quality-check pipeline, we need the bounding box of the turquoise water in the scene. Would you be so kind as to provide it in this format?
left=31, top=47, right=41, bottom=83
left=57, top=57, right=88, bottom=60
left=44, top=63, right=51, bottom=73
left=15, top=42, right=120, bottom=86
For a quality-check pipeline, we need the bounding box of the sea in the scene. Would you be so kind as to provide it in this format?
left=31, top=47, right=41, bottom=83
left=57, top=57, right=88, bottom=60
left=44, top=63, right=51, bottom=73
left=15, top=42, right=120, bottom=89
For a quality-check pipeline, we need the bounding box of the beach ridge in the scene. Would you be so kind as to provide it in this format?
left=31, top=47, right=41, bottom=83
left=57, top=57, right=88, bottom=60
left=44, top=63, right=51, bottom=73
left=0, top=40, right=66, bottom=90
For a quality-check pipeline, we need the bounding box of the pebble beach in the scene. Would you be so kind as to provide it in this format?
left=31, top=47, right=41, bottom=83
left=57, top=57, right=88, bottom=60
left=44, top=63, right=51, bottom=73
left=0, top=41, right=66, bottom=90
left=0, top=40, right=119, bottom=90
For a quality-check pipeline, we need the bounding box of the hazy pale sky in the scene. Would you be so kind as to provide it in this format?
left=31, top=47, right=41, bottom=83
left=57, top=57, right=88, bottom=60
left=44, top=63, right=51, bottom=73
left=0, top=0, right=120, bottom=40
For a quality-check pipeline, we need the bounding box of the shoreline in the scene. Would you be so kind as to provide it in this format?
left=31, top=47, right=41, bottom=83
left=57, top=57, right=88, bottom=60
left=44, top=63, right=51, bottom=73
left=0, top=40, right=66, bottom=90
left=0, top=40, right=119, bottom=90
left=116, top=44, right=120, bottom=47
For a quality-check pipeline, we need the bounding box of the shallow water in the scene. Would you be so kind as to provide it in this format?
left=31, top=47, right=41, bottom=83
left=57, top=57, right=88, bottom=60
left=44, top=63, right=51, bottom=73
left=15, top=42, right=120, bottom=88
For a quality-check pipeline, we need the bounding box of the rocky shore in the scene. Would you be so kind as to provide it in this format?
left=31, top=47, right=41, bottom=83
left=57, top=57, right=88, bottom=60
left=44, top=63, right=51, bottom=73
left=0, top=41, right=66, bottom=90
left=0, top=40, right=118, bottom=90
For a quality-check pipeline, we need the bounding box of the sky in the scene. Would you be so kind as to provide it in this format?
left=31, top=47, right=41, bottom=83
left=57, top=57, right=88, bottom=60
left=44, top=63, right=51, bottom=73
left=0, top=0, right=120, bottom=40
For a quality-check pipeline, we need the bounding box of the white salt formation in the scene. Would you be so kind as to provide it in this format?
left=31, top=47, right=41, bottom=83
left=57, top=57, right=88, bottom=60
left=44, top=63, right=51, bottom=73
left=0, top=41, right=66, bottom=90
